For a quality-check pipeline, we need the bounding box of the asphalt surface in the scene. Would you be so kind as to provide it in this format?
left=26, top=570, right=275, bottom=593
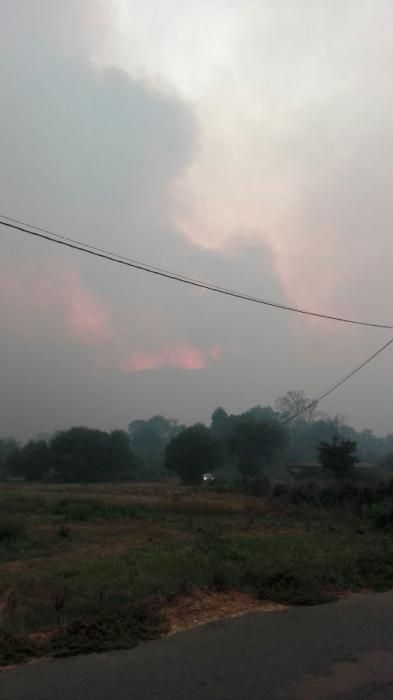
left=2, top=591, right=393, bottom=699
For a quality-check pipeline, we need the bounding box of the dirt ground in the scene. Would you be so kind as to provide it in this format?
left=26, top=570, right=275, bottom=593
left=163, top=590, right=286, bottom=634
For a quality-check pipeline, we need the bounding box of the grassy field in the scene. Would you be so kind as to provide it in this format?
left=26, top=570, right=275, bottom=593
left=1, top=480, right=393, bottom=666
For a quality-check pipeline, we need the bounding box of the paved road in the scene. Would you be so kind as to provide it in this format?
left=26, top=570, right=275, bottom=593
left=2, top=591, right=393, bottom=699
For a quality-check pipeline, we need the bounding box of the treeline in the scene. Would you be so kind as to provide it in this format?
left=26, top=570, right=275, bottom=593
left=128, top=394, right=393, bottom=475
left=2, top=390, right=393, bottom=483
left=1, top=428, right=135, bottom=482
left=166, top=413, right=285, bottom=485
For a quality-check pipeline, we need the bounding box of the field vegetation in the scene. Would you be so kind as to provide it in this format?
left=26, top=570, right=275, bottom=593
left=3, top=392, right=393, bottom=664
left=2, top=478, right=393, bottom=666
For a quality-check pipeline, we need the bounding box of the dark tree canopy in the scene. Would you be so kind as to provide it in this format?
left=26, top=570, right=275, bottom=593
left=0, top=437, right=19, bottom=476
left=6, top=440, right=51, bottom=480
left=165, top=424, right=221, bottom=484
left=2, top=389, right=393, bottom=485
left=228, top=417, right=285, bottom=480
left=243, top=405, right=280, bottom=422
left=317, top=435, right=358, bottom=478
left=50, top=427, right=135, bottom=482
left=128, top=415, right=185, bottom=478
left=379, top=452, right=393, bottom=472
left=211, top=407, right=230, bottom=435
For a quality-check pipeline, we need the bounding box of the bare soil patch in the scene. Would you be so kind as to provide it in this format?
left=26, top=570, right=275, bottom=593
left=162, top=590, right=286, bottom=635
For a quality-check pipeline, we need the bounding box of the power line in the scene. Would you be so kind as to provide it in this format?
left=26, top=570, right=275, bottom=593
left=1, top=213, right=393, bottom=330
left=0, top=213, right=212, bottom=285
left=283, top=336, right=393, bottom=424
left=2, top=212, right=392, bottom=420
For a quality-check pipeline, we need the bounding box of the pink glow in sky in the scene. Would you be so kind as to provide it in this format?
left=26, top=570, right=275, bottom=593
left=65, top=274, right=112, bottom=345
left=121, top=343, right=222, bottom=372
left=3, top=0, right=393, bottom=439
left=0, top=263, right=112, bottom=344
left=0, top=261, right=222, bottom=373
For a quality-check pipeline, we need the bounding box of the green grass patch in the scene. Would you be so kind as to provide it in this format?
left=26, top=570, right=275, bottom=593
left=2, top=484, right=393, bottom=665
left=48, top=498, right=143, bottom=521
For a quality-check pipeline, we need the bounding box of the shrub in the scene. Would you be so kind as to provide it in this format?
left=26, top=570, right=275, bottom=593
left=289, top=482, right=320, bottom=506
left=0, top=630, right=42, bottom=666
left=243, top=567, right=334, bottom=606
left=317, top=436, right=358, bottom=479
left=51, top=602, right=161, bottom=656
left=271, top=482, right=290, bottom=501
left=355, top=547, right=393, bottom=589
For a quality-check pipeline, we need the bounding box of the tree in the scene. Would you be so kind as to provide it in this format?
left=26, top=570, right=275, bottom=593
left=0, top=437, right=19, bottom=477
left=385, top=434, right=393, bottom=453
left=50, top=427, right=136, bottom=482
left=211, top=407, right=230, bottom=435
left=275, top=390, right=317, bottom=424
left=6, top=440, right=51, bottom=480
left=228, top=417, right=285, bottom=481
left=356, top=429, right=382, bottom=461
left=317, top=435, right=358, bottom=479
left=165, top=424, right=221, bottom=484
left=379, top=452, right=393, bottom=472
left=243, top=405, right=280, bottom=422
left=275, top=390, right=320, bottom=462
left=108, top=430, right=136, bottom=478
left=286, top=416, right=342, bottom=462
left=128, top=415, right=185, bottom=478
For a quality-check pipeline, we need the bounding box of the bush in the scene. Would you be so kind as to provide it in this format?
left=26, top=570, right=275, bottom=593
left=271, top=482, right=290, bottom=501
left=51, top=602, right=161, bottom=656
left=285, top=480, right=393, bottom=511
left=356, top=547, right=393, bottom=589
left=289, top=483, right=321, bottom=506
left=242, top=567, right=334, bottom=606
left=0, top=630, right=41, bottom=666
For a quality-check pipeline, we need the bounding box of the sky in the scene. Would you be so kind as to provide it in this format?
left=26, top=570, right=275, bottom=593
left=1, top=0, right=393, bottom=440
